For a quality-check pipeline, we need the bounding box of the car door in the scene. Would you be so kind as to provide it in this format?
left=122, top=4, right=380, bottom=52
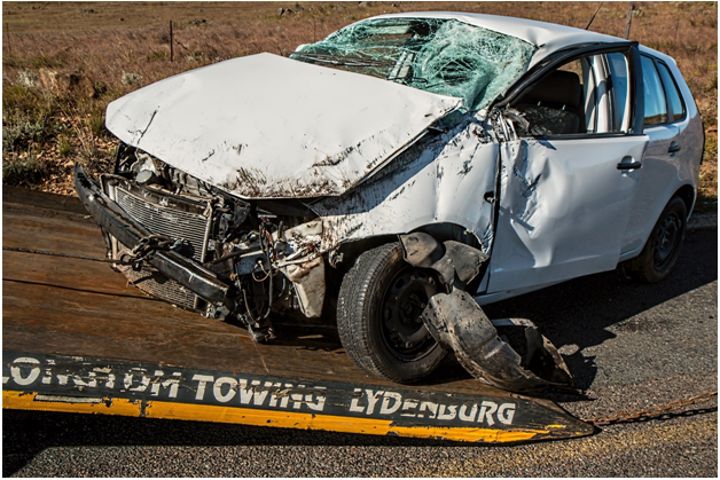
left=484, top=44, right=650, bottom=294
left=620, top=55, right=687, bottom=258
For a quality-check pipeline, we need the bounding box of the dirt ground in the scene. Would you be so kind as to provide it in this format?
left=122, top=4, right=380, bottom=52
left=2, top=1, right=717, bottom=208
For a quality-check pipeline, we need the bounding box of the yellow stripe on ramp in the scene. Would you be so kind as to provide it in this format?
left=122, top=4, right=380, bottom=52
left=4, top=390, right=548, bottom=443
left=3, top=390, right=142, bottom=416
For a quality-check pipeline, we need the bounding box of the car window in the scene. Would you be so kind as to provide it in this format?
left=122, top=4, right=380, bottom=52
left=606, top=52, right=630, bottom=131
left=656, top=61, right=686, bottom=122
left=509, top=56, right=597, bottom=136
left=641, top=55, right=668, bottom=126
left=559, top=58, right=599, bottom=133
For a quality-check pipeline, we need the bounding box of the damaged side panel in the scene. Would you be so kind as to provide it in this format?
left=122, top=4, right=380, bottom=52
left=267, top=115, right=500, bottom=319
left=307, top=115, right=580, bottom=394
left=312, top=115, right=500, bottom=257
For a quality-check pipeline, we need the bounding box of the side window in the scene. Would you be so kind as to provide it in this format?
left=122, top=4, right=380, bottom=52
left=606, top=52, right=630, bottom=132
left=510, top=58, right=592, bottom=136
left=656, top=62, right=686, bottom=122
left=640, top=55, right=668, bottom=126
left=509, top=51, right=632, bottom=137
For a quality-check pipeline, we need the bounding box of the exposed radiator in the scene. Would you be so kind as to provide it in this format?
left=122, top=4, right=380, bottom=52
left=114, top=186, right=210, bottom=261
left=106, top=183, right=213, bottom=311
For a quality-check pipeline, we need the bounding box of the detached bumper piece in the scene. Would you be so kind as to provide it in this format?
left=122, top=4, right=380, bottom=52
left=400, top=232, right=574, bottom=394
left=422, top=289, right=574, bottom=393
left=73, top=164, right=231, bottom=308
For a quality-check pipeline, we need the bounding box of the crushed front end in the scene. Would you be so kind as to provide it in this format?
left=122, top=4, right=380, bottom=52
left=74, top=145, right=326, bottom=342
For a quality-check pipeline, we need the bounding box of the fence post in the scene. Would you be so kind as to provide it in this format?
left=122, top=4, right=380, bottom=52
left=623, top=2, right=636, bottom=39
left=169, top=20, right=174, bottom=62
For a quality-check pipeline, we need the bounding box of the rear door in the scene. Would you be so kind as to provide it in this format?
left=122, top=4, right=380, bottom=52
left=621, top=55, right=688, bottom=257
left=485, top=44, right=650, bottom=294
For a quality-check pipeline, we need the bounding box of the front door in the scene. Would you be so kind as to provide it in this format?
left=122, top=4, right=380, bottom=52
left=485, top=45, right=649, bottom=294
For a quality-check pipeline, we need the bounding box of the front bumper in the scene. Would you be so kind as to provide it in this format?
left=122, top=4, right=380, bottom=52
left=73, top=164, right=232, bottom=307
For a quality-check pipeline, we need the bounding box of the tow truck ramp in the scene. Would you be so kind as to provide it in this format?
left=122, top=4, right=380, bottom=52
left=3, top=187, right=593, bottom=444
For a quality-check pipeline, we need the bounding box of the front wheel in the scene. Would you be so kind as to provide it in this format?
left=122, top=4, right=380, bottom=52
left=625, top=196, right=688, bottom=283
left=336, top=242, right=446, bottom=384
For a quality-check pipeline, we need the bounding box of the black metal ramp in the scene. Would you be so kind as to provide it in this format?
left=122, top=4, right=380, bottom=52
left=2, top=187, right=594, bottom=443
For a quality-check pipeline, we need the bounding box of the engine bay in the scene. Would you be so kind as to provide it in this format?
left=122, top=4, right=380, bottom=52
left=104, top=143, right=325, bottom=341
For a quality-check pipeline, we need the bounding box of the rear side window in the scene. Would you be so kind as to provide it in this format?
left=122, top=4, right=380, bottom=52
left=656, top=62, right=686, bottom=122
left=641, top=55, right=667, bottom=126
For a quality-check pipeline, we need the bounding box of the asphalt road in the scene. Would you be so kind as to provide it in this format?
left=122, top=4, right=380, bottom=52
left=4, top=229, right=717, bottom=477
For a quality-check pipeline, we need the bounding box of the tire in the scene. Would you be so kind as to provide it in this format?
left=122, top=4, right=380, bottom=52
left=336, top=242, right=447, bottom=383
left=625, top=196, right=688, bottom=283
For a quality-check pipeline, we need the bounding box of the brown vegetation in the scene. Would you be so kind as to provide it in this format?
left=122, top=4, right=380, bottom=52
left=2, top=1, right=717, bottom=209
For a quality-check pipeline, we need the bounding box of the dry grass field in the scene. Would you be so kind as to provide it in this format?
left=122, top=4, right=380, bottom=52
left=2, top=1, right=717, bottom=208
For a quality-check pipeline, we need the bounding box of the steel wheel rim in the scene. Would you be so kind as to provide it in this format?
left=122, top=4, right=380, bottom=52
left=653, top=212, right=682, bottom=270
left=380, top=267, right=437, bottom=362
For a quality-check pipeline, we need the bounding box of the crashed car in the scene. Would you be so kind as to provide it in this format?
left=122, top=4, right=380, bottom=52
left=75, top=12, right=703, bottom=392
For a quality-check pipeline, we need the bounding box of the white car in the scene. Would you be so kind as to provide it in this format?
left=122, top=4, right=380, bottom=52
left=75, top=12, right=704, bottom=391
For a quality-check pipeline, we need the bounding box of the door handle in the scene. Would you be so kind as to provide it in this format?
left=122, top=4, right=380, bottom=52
left=617, top=156, right=642, bottom=170
left=668, top=141, right=682, bottom=154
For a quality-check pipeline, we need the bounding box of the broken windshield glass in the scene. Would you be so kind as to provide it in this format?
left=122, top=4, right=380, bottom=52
left=290, top=18, right=536, bottom=111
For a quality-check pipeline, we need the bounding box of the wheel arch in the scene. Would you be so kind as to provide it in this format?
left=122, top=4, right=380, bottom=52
left=332, top=222, right=483, bottom=273
left=673, top=183, right=696, bottom=218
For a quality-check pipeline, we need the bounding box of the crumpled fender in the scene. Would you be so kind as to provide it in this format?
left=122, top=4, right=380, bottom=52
left=399, top=232, right=487, bottom=287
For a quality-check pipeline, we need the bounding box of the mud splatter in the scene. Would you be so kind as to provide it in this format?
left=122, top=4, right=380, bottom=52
left=200, top=149, right=216, bottom=162
left=458, top=159, right=473, bottom=175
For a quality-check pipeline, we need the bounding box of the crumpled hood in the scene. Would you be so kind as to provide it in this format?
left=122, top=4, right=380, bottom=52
left=106, top=53, right=462, bottom=199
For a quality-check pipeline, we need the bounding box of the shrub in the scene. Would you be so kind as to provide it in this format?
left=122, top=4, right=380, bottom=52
left=88, top=110, right=106, bottom=137
left=2, top=116, right=48, bottom=152
left=3, top=152, right=48, bottom=186
left=57, top=136, right=73, bottom=157
left=3, top=83, right=62, bottom=151
left=121, top=71, right=142, bottom=85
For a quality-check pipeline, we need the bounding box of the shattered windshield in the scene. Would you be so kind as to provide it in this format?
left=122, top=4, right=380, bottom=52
left=290, top=18, right=536, bottom=111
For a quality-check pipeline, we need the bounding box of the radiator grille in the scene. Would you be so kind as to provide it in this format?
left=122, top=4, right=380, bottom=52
left=115, top=187, right=209, bottom=261
left=108, top=184, right=212, bottom=311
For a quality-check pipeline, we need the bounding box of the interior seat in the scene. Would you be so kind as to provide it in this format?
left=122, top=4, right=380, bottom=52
left=513, top=70, right=585, bottom=135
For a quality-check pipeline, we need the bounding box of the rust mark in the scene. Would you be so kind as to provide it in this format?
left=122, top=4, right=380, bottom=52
left=342, top=222, right=365, bottom=238
left=311, top=131, right=387, bottom=169
left=231, top=167, right=268, bottom=197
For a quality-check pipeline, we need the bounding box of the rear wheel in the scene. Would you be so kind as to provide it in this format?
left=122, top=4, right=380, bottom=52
left=336, top=242, right=446, bottom=383
left=625, top=196, right=687, bottom=283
